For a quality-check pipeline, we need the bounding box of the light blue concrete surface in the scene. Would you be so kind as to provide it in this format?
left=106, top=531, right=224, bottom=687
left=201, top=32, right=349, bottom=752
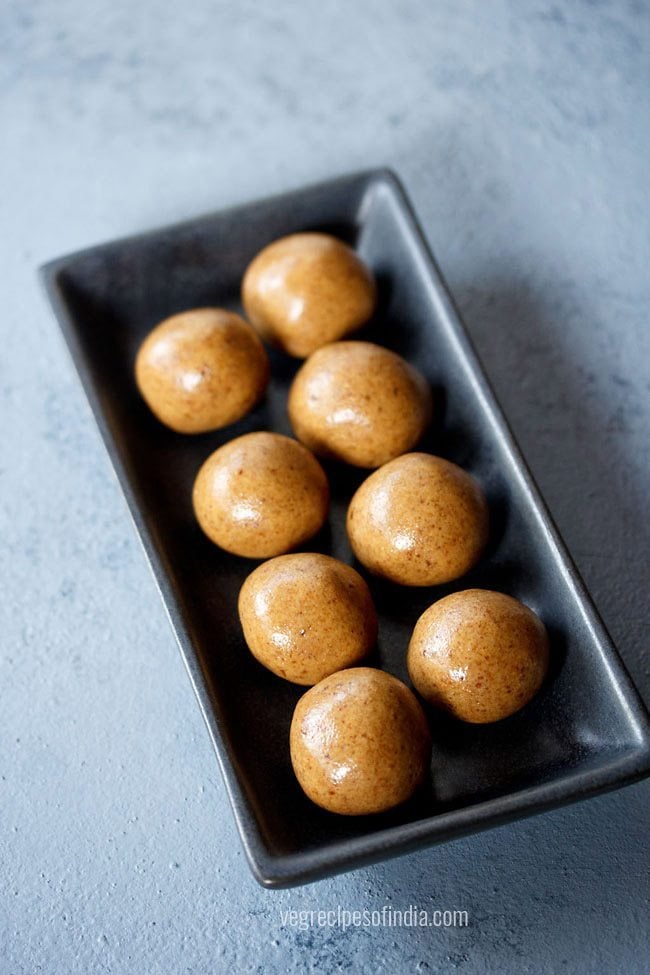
left=2, top=1, right=649, bottom=972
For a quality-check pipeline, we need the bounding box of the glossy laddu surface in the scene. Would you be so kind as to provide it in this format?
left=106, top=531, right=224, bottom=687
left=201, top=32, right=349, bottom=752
left=192, top=431, right=329, bottom=558
left=135, top=308, right=269, bottom=434
left=290, top=668, right=431, bottom=815
left=347, top=453, right=489, bottom=586
left=238, top=553, right=377, bottom=685
left=242, top=232, right=376, bottom=357
left=288, top=341, right=432, bottom=468
left=408, top=589, right=550, bottom=723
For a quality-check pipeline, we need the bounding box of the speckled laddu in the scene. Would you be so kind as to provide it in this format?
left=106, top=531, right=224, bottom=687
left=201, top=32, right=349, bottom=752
left=290, top=668, right=432, bottom=815
left=408, top=590, right=550, bottom=724
left=242, top=233, right=376, bottom=357
left=4, top=0, right=650, bottom=971
left=288, top=341, right=433, bottom=468
left=347, top=453, right=489, bottom=585
left=192, top=432, right=329, bottom=558
left=238, top=553, right=378, bottom=685
left=135, top=307, right=269, bottom=434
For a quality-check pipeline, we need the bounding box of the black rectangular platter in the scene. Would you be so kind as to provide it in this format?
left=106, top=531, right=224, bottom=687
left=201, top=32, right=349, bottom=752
left=41, top=169, right=650, bottom=887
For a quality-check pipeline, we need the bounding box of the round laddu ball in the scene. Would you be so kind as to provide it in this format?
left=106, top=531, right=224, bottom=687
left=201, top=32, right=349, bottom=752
left=290, top=668, right=431, bottom=815
left=192, top=432, right=329, bottom=559
left=288, top=341, right=433, bottom=468
left=241, top=232, right=376, bottom=358
left=346, top=453, right=489, bottom=586
left=135, top=307, right=269, bottom=433
left=238, top=553, right=377, bottom=685
left=408, top=589, right=550, bottom=723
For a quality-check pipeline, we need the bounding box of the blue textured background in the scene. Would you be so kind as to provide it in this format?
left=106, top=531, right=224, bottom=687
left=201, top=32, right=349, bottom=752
left=2, top=1, right=649, bottom=971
